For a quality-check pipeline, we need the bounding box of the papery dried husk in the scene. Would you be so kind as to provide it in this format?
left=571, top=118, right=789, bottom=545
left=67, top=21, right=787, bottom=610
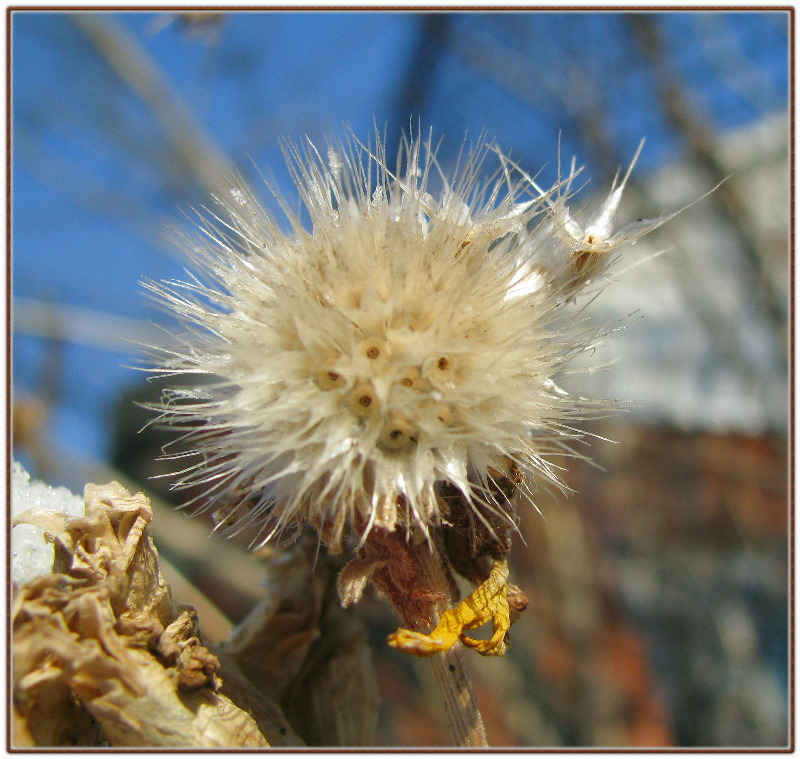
left=220, top=541, right=322, bottom=703
left=281, top=584, right=380, bottom=746
left=11, top=481, right=278, bottom=748
left=222, top=534, right=379, bottom=746
left=213, top=649, right=304, bottom=746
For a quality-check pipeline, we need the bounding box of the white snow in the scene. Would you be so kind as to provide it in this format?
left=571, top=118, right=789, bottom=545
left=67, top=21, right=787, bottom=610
left=11, top=461, right=85, bottom=586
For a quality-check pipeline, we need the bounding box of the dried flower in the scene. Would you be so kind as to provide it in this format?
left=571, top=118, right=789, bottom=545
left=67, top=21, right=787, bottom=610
left=145, top=127, right=674, bottom=644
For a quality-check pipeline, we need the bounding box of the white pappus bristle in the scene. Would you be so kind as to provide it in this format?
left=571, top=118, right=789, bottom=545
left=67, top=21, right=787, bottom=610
left=145, top=127, right=671, bottom=551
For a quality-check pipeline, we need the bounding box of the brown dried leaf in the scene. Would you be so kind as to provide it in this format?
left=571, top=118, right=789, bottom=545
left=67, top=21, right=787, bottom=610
left=12, top=481, right=274, bottom=748
left=282, top=587, right=380, bottom=746
left=221, top=539, right=325, bottom=701
left=223, top=535, right=379, bottom=746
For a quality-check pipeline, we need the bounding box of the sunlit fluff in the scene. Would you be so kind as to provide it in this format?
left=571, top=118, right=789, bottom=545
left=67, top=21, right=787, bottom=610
left=146, top=129, right=674, bottom=551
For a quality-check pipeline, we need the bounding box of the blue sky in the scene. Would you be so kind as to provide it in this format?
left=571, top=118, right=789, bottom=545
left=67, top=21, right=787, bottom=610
left=11, top=10, right=790, bottom=482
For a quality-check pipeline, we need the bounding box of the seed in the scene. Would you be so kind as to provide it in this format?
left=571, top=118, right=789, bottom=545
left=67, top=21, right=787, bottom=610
left=574, top=250, right=594, bottom=272
left=423, top=354, right=458, bottom=389
left=398, top=366, right=422, bottom=390
left=379, top=418, right=417, bottom=450
left=437, top=407, right=454, bottom=425
left=348, top=383, right=379, bottom=416
left=357, top=336, right=387, bottom=363
left=429, top=402, right=455, bottom=427
left=317, top=368, right=346, bottom=390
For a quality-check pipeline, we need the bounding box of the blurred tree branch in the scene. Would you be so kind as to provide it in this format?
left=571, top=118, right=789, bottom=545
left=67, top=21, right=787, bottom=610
left=450, top=15, right=620, bottom=179
left=391, top=13, right=451, bottom=134
left=70, top=13, right=238, bottom=197
left=628, top=14, right=788, bottom=355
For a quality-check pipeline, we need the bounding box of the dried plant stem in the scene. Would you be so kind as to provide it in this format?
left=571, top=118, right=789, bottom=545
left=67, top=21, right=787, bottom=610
left=430, top=645, right=488, bottom=747
left=414, top=545, right=488, bottom=748
left=71, top=13, right=235, bottom=196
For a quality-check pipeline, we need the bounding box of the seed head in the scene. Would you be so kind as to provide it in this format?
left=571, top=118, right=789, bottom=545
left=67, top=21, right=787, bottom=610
left=145, top=128, right=672, bottom=554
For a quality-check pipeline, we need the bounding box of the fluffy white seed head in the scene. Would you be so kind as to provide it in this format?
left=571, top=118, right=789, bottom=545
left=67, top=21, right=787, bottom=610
left=145, top=128, right=668, bottom=550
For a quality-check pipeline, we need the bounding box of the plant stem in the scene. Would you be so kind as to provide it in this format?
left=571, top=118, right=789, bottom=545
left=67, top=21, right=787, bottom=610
left=414, top=544, right=488, bottom=747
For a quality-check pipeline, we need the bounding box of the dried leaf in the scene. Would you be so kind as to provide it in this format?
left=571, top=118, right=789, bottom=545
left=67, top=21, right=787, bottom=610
left=282, top=586, right=379, bottom=746
left=221, top=540, right=325, bottom=702
left=12, top=481, right=273, bottom=748
left=223, top=535, right=379, bottom=746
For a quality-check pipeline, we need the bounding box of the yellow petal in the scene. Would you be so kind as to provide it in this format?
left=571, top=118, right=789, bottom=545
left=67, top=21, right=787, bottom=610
left=387, top=558, right=511, bottom=657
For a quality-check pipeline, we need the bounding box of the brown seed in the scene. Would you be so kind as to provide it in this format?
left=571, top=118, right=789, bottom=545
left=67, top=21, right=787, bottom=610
left=379, top=418, right=417, bottom=450
left=348, top=383, right=378, bottom=416
left=317, top=368, right=346, bottom=390
left=574, top=250, right=593, bottom=272
left=431, top=403, right=455, bottom=426
left=398, top=366, right=422, bottom=390
left=437, top=357, right=449, bottom=371
left=357, top=336, right=387, bottom=363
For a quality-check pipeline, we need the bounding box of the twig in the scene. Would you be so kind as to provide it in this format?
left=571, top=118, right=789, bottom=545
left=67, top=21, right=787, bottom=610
left=413, top=545, right=488, bottom=747
left=70, top=13, right=236, bottom=197
left=13, top=296, right=176, bottom=353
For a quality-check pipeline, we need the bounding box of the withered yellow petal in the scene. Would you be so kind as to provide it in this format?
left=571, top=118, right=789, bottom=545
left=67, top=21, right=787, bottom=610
left=387, top=558, right=511, bottom=657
